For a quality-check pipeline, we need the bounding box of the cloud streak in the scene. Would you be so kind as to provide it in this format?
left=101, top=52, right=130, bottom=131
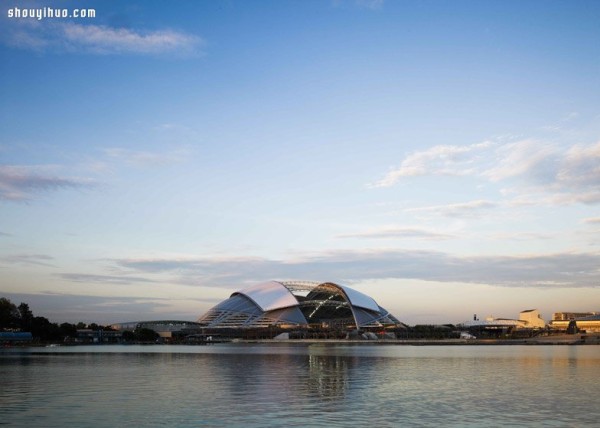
left=102, top=147, right=189, bottom=167
left=336, top=227, right=454, bottom=240
left=111, top=249, right=600, bottom=289
left=58, top=273, right=156, bottom=285
left=0, top=254, right=56, bottom=267
left=405, top=200, right=497, bottom=218
left=0, top=165, right=95, bottom=201
left=5, top=21, right=203, bottom=56
left=487, top=232, right=553, bottom=241
left=0, top=291, right=201, bottom=324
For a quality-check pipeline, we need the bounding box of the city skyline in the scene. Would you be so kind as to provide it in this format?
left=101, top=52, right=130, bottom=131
left=1, top=0, right=599, bottom=325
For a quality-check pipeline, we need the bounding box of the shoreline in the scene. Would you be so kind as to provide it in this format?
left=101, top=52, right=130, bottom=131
left=5, top=334, right=599, bottom=348
left=237, top=335, right=600, bottom=346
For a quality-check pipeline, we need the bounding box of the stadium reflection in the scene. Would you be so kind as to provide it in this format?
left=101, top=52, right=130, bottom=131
left=307, top=354, right=350, bottom=400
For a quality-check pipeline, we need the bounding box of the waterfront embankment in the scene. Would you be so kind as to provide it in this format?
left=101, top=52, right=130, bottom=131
left=237, top=333, right=600, bottom=345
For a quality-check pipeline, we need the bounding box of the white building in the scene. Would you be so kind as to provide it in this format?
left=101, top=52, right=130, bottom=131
left=519, top=309, right=546, bottom=329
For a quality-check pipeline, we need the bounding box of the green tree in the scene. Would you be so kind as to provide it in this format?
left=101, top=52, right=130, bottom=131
left=122, top=330, right=135, bottom=342
left=31, top=316, right=62, bottom=342
left=0, top=297, right=19, bottom=329
left=59, top=323, right=78, bottom=338
left=18, top=303, right=34, bottom=331
left=135, top=328, right=159, bottom=342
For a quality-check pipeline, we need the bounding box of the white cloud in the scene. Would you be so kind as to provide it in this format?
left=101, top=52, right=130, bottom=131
left=405, top=200, right=497, bottom=218
left=558, top=142, right=600, bottom=189
left=483, top=139, right=558, bottom=182
left=5, top=21, right=203, bottom=56
left=583, top=217, right=600, bottom=225
left=372, top=138, right=600, bottom=205
left=370, top=141, right=494, bottom=188
left=336, top=226, right=454, bottom=240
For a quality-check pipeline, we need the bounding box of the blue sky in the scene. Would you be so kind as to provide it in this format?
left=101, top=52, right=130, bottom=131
left=1, top=0, right=599, bottom=325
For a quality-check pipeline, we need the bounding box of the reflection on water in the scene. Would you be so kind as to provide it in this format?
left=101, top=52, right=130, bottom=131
left=308, top=355, right=350, bottom=401
left=1, top=345, right=599, bottom=427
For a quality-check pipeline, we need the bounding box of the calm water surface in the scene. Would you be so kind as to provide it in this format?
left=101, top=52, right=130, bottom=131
left=1, top=344, right=599, bottom=427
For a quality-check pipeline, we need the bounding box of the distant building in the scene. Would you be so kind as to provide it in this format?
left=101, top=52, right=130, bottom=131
left=0, top=331, right=32, bottom=343
left=552, top=311, right=598, bottom=321
left=549, top=313, right=600, bottom=333
left=110, top=320, right=204, bottom=340
left=519, top=309, right=546, bottom=329
left=462, top=316, right=525, bottom=329
left=76, top=329, right=122, bottom=343
left=461, top=309, right=546, bottom=332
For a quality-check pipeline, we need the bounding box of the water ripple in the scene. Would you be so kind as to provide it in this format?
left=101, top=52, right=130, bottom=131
left=1, top=345, right=599, bottom=427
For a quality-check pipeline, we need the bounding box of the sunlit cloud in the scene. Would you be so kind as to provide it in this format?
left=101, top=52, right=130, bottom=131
left=583, top=217, right=600, bottom=225
left=482, top=139, right=558, bottom=182
left=370, top=141, right=493, bottom=188
left=372, top=139, right=600, bottom=206
left=557, top=141, right=600, bottom=187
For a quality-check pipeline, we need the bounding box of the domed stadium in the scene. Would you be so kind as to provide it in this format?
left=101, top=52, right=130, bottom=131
left=198, top=281, right=402, bottom=329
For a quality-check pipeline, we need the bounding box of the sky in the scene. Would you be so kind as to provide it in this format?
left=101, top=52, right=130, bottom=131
left=1, top=0, right=599, bottom=325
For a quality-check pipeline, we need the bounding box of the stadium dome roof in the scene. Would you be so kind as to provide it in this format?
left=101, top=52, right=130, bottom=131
left=198, top=281, right=402, bottom=329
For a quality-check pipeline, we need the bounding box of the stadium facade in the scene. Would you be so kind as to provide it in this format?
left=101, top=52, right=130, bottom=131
left=197, top=281, right=402, bottom=329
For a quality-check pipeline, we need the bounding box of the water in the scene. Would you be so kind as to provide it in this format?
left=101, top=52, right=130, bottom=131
left=1, top=344, right=599, bottom=427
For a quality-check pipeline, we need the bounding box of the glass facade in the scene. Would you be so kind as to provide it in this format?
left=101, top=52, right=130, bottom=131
left=198, top=281, right=402, bottom=329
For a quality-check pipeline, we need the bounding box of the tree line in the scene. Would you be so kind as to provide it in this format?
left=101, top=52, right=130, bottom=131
left=0, top=297, right=116, bottom=342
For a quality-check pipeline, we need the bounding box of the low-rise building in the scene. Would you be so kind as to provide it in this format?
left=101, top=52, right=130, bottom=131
left=0, top=331, right=32, bottom=344
left=519, top=309, right=546, bottom=329
left=461, top=316, right=526, bottom=330
left=552, top=311, right=597, bottom=321
left=76, top=329, right=122, bottom=343
left=549, top=313, right=600, bottom=333
left=460, top=309, right=546, bottom=336
left=110, top=320, right=204, bottom=341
